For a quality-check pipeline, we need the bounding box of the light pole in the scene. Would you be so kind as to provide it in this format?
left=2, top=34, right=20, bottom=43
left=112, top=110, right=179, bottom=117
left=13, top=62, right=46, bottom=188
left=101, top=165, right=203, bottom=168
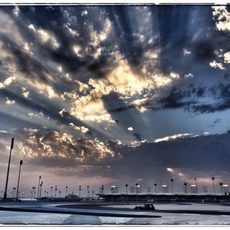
left=135, top=183, right=141, bottom=200
left=50, top=186, right=53, bottom=198
left=65, top=186, right=68, bottom=197
left=154, top=183, right=157, bottom=195
left=125, top=184, right=128, bottom=195
left=135, top=183, right=139, bottom=194
left=101, top=185, right=104, bottom=194
left=32, top=187, right=36, bottom=198
left=194, top=177, right=198, bottom=194
left=16, top=160, right=23, bottom=200
left=3, top=138, right=14, bottom=199
left=87, top=186, right=90, bottom=198
left=37, top=176, right=41, bottom=198
left=13, top=187, right=16, bottom=198
left=184, top=182, right=188, bottom=200
left=170, top=178, right=174, bottom=194
left=219, top=182, right=223, bottom=195
left=92, top=191, right=94, bottom=199
left=211, top=177, right=215, bottom=196
left=55, top=185, right=57, bottom=198
left=40, top=181, right=43, bottom=198
left=79, top=185, right=81, bottom=197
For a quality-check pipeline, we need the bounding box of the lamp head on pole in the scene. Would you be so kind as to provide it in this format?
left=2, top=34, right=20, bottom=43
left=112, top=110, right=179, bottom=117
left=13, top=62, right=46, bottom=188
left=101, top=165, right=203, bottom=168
left=11, top=138, right=14, bottom=149
left=20, top=160, right=23, bottom=165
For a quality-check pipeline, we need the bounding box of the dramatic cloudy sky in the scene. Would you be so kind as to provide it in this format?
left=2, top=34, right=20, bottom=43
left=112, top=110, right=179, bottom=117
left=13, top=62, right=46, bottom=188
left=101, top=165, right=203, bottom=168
left=0, top=5, right=230, bottom=196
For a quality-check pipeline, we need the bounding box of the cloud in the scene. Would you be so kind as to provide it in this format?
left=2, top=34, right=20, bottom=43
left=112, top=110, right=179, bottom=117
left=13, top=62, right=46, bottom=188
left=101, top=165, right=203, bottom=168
left=18, top=129, right=120, bottom=166
left=212, top=6, right=230, bottom=32
left=89, top=18, right=112, bottom=48
left=0, top=6, right=230, bottom=187
left=5, top=97, right=15, bottom=105
left=127, top=127, right=133, bottom=131
left=0, top=77, right=15, bottom=89
left=209, top=60, right=225, bottom=70
left=183, top=49, right=192, bottom=55
left=69, top=122, right=89, bottom=134
left=224, top=51, right=230, bottom=64
left=7, top=128, right=230, bottom=185
left=0, top=130, right=7, bottom=133
left=154, top=133, right=198, bottom=143
left=160, top=88, right=189, bottom=109
left=68, top=132, right=230, bottom=184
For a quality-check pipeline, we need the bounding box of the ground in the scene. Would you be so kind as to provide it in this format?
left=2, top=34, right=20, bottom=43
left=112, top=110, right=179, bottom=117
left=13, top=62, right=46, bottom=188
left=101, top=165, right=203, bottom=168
left=0, top=201, right=230, bottom=225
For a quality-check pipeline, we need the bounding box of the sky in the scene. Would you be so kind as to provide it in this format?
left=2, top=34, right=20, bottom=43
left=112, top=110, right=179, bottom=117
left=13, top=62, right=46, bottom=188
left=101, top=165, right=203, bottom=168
left=0, top=5, right=230, bottom=197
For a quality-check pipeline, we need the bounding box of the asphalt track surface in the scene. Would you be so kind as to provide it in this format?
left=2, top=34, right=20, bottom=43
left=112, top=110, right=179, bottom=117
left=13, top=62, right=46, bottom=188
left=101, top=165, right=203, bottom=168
left=1, top=202, right=230, bottom=218
left=0, top=204, right=161, bottom=218
left=58, top=203, right=230, bottom=216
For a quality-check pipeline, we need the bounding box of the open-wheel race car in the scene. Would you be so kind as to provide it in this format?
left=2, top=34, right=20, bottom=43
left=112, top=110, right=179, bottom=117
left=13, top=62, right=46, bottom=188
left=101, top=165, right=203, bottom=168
left=134, top=203, right=155, bottom=211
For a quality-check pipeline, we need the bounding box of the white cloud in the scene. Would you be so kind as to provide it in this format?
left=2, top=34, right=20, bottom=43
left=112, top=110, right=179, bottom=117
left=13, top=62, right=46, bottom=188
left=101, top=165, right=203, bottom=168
left=0, top=76, right=15, bottom=89
left=57, top=65, right=63, bottom=72
left=28, top=24, right=36, bottom=32
left=144, top=49, right=159, bottom=59
left=59, top=108, right=68, bottom=117
left=154, top=133, right=198, bottom=143
left=212, top=6, right=230, bottom=32
left=23, top=42, right=32, bottom=54
left=209, top=60, right=225, bottom=70
left=183, top=49, right=192, bottom=55
left=184, top=73, right=194, bottom=79
left=28, top=24, right=60, bottom=49
left=72, top=45, right=83, bottom=57
left=19, top=129, right=118, bottom=162
left=69, top=123, right=89, bottom=134
left=5, top=97, right=15, bottom=105
left=81, top=10, right=88, bottom=16
left=21, top=87, right=30, bottom=98
left=90, top=18, right=112, bottom=47
left=0, top=130, right=7, bottom=133
left=13, top=6, right=20, bottom=17
left=224, top=52, right=230, bottom=64
left=65, top=25, right=79, bottom=37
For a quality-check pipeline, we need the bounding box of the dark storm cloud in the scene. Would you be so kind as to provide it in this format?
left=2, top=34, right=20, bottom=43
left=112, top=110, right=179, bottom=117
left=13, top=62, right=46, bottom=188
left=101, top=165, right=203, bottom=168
left=105, top=81, right=230, bottom=114
left=191, top=100, right=230, bottom=113
left=190, top=83, right=230, bottom=113
left=26, top=132, right=230, bottom=182
left=158, top=80, right=230, bottom=113
left=160, top=87, right=189, bottom=109
left=26, top=128, right=223, bottom=178
left=133, top=133, right=142, bottom=141
left=103, top=93, right=141, bottom=127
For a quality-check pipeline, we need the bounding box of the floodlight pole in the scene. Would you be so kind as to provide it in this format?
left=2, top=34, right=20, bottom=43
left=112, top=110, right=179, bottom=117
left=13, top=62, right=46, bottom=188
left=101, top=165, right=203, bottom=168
left=37, top=176, right=41, bottom=198
left=16, top=160, right=23, bottom=200
left=3, top=138, right=14, bottom=200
